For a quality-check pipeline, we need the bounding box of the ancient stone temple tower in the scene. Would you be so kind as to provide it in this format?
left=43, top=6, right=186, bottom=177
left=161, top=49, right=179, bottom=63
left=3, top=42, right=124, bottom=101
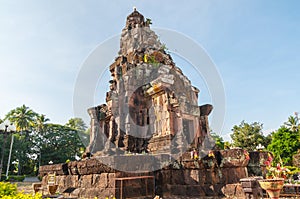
left=39, top=10, right=260, bottom=198
left=86, top=8, right=213, bottom=156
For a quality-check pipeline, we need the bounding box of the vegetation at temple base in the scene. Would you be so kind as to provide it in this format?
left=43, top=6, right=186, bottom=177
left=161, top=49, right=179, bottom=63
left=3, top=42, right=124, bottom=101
left=267, top=113, right=300, bottom=166
left=267, top=127, right=300, bottom=165
left=38, top=123, right=85, bottom=165
left=0, top=105, right=87, bottom=176
left=0, top=182, right=17, bottom=197
left=0, top=182, right=43, bottom=199
left=65, top=118, right=89, bottom=146
left=210, top=133, right=224, bottom=149
left=228, top=113, right=300, bottom=167
left=210, top=133, right=231, bottom=150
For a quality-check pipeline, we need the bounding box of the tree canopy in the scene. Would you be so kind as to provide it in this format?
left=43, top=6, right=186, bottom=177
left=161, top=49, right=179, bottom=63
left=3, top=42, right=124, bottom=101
left=5, top=104, right=38, bottom=132
left=284, top=112, right=300, bottom=132
left=0, top=105, right=87, bottom=176
left=230, top=121, right=267, bottom=150
left=38, top=123, right=84, bottom=165
left=66, top=118, right=89, bottom=147
left=267, top=126, right=300, bottom=165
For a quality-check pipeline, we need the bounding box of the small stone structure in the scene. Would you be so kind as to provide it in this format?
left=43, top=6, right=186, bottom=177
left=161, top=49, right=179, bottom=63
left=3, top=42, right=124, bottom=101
left=240, top=177, right=263, bottom=199
left=39, top=9, right=269, bottom=198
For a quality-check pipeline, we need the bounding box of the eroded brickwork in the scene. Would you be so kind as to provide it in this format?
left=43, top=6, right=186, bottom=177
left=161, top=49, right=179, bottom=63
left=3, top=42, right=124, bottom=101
left=86, top=8, right=213, bottom=156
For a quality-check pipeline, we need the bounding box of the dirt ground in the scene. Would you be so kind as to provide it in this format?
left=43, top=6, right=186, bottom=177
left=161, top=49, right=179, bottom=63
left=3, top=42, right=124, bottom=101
left=15, top=182, right=35, bottom=194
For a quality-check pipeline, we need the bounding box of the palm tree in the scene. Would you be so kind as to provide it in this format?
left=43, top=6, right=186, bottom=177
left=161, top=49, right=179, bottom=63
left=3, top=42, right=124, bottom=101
left=35, top=114, right=50, bottom=134
left=284, top=112, right=299, bottom=132
left=5, top=104, right=37, bottom=132
left=65, top=118, right=89, bottom=147
left=65, top=118, right=87, bottom=132
left=5, top=105, right=38, bottom=175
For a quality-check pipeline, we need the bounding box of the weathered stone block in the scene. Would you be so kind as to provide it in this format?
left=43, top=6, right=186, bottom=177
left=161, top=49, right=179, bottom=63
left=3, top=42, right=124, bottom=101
left=108, top=173, right=116, bottom=188
left=158, top=170, right=171, bottom=185
left=171, top=170, right=184, bottom=185
left=77, top=161, right=87, bottom=175
left=99, top=173, right=109, bottom=188
left=79, top=188, right=116, bottom=198
left=222, top=167, right=247, bottom=184
left=79, top=175, right=93, bottom=188
left=222, top=183, right=246, bottom=198
left=202, top=185, right=217, bottom=196
left=39, top=163, right=68, bottom=176
left=183, top=169, right=199, bottom=185
left=65, top=175, right=78, bottom=188
left=201, top=158, right=218, bottom=169
left=186, top=185, right=206, bottom=196
left=55, top=175, right=66, bottom=191
left=203, top=168, right=222, bottom=185
left=167, top=184, right=186, bottom=196
left=220, top=149, right=249, bottom=168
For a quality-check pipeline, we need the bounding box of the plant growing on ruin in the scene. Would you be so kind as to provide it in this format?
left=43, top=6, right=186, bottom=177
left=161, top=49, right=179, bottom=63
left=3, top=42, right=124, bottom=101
left=160, top=44, right=168, bottom=52
left=144, top=54, right=160, bottom=67
left=145, top=18, right=152, bottom=25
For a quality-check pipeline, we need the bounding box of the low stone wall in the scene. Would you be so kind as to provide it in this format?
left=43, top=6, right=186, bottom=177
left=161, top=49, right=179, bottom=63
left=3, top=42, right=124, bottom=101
left=155, top=149, right=249, bottom=197
left=39, top=149, right=266, bottom=198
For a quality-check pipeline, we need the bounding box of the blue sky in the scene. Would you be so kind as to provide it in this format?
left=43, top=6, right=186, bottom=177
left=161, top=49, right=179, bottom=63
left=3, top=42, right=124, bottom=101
left=0, top=1, right=299, bottom=141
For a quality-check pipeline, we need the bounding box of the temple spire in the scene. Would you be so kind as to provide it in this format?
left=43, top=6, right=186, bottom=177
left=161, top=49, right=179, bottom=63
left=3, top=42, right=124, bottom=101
left=125, top=8, right=145, bottom=29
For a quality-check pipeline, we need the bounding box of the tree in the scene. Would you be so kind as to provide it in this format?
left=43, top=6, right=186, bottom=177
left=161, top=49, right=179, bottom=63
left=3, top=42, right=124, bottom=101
left=5, top=105, right=38, bottom=132
left=210, top=133, right=225, bottom=149
left=230, top=121, right=266, bottom=150
left=39, top=123, right=84, bottom=165
left=66, top=118, right=89, bottom=146
left=65, top=118, right=87, bottom=132
left=34, top=114, right=50, bottom=134
left=1, top=106, right=88, bottom=175
left=284, top=112, right=299, bottom=132
left=4, top=105, right=38, bottom=175
left=31, top=114, right=50, bottom=173
left=267, top=126, right=300, bottom=165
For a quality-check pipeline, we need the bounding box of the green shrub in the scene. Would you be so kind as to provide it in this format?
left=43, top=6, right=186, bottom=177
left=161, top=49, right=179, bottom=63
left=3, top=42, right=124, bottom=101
left=286, top=166, right=300, bottom=175
left=2, top=192, right=44, bottom=199
left=0, top=182, right=17, bottom=197
left=0, top=182, right=44, bottom=199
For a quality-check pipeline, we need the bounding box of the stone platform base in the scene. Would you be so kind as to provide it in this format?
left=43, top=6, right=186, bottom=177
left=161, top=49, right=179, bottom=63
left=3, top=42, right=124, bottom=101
left=39, top=149, right=266, bottom=198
